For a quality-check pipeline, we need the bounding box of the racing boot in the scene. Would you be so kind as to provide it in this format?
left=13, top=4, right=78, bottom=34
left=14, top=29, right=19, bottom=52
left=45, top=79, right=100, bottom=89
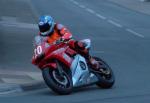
left=88, top=56, right=100, bottom=71
left=73, top=40, right=100, bottom=70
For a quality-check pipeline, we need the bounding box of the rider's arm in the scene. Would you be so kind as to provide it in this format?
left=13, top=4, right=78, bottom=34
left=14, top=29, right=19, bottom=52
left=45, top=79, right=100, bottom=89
left=56, top=24, right=72, bottom=40
left=68, top=39, right=89, bottom=57
left=68, top=39, right=86, bottom=50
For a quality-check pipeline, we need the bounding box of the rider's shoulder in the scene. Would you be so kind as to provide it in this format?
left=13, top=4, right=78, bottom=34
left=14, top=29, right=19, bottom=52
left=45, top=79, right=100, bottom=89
left=34, top=35, right=47, bottom=44
left=34, top=35, right=42, bottom=40
left=35, top=35, right=41, bottom=39
left=34, top=35, right=41, bottom=44
left=55, top=23, right=65, bottom=30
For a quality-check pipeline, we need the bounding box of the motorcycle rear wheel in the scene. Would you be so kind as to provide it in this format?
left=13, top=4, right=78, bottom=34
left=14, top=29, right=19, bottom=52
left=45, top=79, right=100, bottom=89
left=93, top=57, right=115, bottom=89
left=42, top=61, right=73, bottom=95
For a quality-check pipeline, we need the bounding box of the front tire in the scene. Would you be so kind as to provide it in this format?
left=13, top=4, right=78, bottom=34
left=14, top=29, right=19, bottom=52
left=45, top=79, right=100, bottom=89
left=42, top=63, right=73, bottom=95
left=93, top=57, right=115, bottom=89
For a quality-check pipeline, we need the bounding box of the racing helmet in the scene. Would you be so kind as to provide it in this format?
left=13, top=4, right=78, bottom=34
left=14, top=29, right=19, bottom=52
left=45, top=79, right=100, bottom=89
left=38, top=15, right=55, bottom=36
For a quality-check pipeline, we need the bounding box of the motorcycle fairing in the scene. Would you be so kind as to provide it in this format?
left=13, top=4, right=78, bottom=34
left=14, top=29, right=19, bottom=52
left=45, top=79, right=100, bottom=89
left=71, top=54, right=98, bottom=87
left=80, top=39, right=91, bottom=49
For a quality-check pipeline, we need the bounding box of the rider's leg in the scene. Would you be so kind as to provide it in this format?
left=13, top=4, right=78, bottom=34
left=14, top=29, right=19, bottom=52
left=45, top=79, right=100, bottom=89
left=79, top=48, right=100, bottom=70
left=68, top=39, right=100, bottom=70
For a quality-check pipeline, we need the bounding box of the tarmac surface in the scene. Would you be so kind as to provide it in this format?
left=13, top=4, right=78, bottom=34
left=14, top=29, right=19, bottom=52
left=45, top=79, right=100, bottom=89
left=0, top=0, right=150, bottom=103
left=109, top=0, right=150, bottom=16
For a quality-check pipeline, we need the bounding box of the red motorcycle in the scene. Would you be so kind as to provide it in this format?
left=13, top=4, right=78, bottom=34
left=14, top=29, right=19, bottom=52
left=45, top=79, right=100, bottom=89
left=32, top=37, right=115, bottom=95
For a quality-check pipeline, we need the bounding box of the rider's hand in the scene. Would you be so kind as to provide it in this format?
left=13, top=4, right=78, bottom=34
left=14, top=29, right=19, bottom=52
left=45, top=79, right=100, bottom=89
left=55, top=38, right=64, bottom=44
left=60, top=37, right=65, bottom=42
left=56, top=37, right=69, bottom=44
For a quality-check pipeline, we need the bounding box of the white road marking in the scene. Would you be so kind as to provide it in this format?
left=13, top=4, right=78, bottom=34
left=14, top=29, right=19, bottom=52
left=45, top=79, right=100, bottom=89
left=107, top=20, right=123, bottom=28
left=1, top=78, right=34, bottom=84
left=78, top=4, right=86, bottom=9
left=1, top=16, right=17, bottom=22
left=0, top=84, right=23, bottom=95
left=26, top=72, right=43, bottom=81
left=0, top=89, right=23, bottom=95
left=95, top=13, right=106, bottom=20
left=0, top=16, right=38, bottom=29
left=126, top=29, right=144, bottom=38
left=0, top=70, right=40, bottom=76
left=72, top=1, right=79, bottom=5
left=70, top=0, right=144, bottom=38
left=0, top=21, right=38, bottom=29
left=86, top=8, right=95, bottom=14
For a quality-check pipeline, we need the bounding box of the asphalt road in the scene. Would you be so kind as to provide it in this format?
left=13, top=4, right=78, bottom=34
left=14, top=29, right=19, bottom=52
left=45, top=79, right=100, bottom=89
left=0, top=0, right=150, bottom=103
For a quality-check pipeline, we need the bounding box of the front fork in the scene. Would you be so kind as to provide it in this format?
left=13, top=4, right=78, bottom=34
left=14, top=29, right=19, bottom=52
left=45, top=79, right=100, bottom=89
left=55, top=60, right=65, bottom=77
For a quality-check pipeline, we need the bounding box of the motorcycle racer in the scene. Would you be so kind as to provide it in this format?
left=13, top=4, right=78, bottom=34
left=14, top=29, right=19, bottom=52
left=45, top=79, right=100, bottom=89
left=32, top=15, right=100, bottom=70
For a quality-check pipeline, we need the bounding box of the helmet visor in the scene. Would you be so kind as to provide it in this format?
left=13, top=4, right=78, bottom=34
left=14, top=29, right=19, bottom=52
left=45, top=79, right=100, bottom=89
left=39, top=23, right=50, bottom=33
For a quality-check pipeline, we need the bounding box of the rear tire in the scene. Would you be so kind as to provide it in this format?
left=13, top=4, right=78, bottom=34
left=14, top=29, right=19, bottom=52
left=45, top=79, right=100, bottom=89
left=42, top=62, right=73, bottom=95
left=93, top=57, right=115, bottom=89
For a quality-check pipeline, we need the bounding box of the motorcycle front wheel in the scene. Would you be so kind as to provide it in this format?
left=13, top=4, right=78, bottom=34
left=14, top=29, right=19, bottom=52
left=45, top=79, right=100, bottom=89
left=42, top=61, right=73, bottom=95
left=93, top=57, right=115, bottom=89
